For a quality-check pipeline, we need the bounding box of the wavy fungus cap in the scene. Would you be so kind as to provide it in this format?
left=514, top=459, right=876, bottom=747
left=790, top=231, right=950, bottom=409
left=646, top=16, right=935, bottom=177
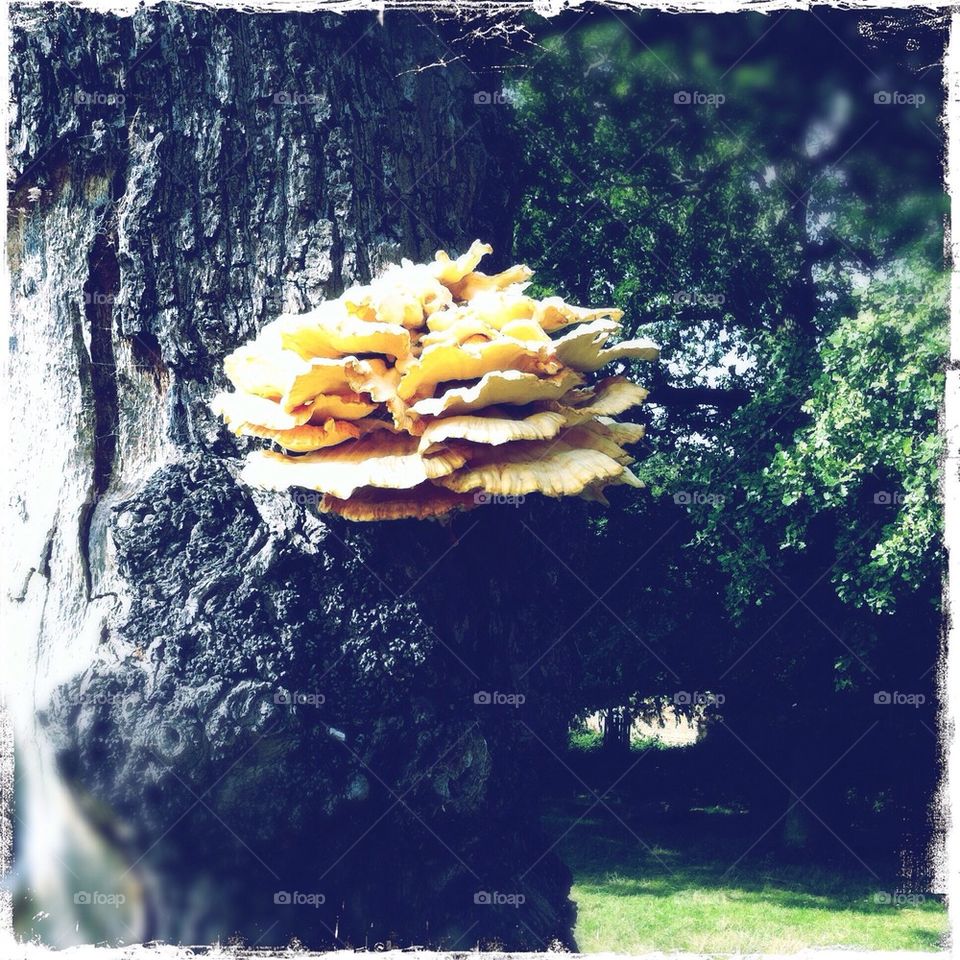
left=213, top=241, right=659, bottom=520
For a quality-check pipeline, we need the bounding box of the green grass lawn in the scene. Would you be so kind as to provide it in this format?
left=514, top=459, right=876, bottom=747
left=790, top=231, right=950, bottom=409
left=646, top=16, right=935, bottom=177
left=545, top=799, right=948, bottom=953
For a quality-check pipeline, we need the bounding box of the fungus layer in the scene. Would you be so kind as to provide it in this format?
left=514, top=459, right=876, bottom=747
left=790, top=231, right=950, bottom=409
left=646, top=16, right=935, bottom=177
left=214, top=241, right=658, bottom=520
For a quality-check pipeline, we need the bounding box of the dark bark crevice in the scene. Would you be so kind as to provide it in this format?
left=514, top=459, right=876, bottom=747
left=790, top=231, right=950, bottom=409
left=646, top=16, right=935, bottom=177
left=84, top=224, right=121, bottom=500
left=77, top=171, right=125, bottom=600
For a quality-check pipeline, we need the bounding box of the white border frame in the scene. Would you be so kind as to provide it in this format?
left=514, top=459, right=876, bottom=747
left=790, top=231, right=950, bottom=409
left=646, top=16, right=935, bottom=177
left=1, top=1, right=954, bottom=957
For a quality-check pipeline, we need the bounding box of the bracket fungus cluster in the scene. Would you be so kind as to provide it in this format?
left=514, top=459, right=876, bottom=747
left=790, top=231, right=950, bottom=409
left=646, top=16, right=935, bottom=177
left=212, top=242, right=659, bottom=521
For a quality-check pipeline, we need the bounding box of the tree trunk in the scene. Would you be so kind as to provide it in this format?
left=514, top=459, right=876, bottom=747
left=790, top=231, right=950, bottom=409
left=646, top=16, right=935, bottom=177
left=602, top=707, right=632, bottom=754
left=7, top=4, right=575, bottom=949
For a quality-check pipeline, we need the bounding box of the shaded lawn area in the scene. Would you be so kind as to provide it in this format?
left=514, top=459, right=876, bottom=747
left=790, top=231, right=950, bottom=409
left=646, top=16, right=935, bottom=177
left=544, top=798, right=948, bottom=953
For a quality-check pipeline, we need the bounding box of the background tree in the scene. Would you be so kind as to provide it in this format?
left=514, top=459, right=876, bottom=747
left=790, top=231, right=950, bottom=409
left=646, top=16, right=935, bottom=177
left=512, top=8, right=946, bottom=882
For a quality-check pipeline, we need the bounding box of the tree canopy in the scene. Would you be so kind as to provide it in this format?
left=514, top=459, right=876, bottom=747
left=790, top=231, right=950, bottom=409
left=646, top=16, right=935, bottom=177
left=509, top=8, right=946, bottom=871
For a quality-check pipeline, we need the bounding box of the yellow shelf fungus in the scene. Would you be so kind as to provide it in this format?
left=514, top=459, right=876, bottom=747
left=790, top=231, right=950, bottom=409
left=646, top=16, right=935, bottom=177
left=213, top=241, right=658, bottom=520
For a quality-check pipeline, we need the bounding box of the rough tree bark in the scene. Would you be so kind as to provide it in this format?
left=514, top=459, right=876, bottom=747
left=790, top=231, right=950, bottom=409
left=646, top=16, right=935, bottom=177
left=7, top=4, right=577, bottom=949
